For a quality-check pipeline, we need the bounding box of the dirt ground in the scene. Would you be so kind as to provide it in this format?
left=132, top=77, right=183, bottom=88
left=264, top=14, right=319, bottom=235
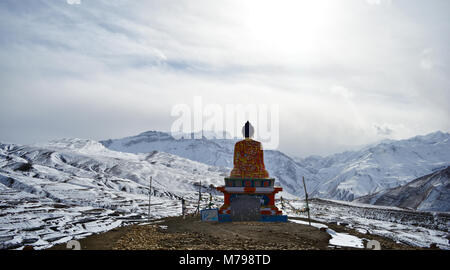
left=49, top=215, right=423, bottom=250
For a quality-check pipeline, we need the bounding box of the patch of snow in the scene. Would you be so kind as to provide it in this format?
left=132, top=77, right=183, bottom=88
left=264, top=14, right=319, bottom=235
left=289, top=219, right=327, bottom=229
left=289, top=219, right=364, bottom=248
left=326, top=228, right=364, bottom=248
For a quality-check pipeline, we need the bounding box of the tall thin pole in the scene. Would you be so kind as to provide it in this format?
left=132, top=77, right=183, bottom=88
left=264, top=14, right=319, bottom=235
left=208, top=193, right=213, bottom=209
left=182, top=197, right=186, bottom=219
left=148, top=176, right=152, bottom=223
left=302, top=176, right=311, bottom=226
left=197, top=180, right=202, bottom=214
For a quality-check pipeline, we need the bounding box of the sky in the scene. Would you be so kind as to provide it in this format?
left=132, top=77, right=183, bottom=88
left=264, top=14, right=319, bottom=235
left=0, top=0, right=449, bottom=157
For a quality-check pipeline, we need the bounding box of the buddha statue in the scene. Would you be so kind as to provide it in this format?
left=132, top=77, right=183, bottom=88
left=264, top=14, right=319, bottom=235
left=230, top=121, right=269, bottom=179
left=216, top=121, right=286, bottom=222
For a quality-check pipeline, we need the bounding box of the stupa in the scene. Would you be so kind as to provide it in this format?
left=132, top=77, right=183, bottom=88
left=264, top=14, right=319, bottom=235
left=216, top=121, right=287, bottom=222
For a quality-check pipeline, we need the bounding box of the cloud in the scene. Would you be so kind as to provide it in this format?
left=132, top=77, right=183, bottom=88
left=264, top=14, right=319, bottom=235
left=366, top=0, right=393, bottom=6
left=66, top=0, right=81, bottom=5
left=420, top=48, right=435, bottom=70
left=374, top=125, right=394, bottom=136
left=330, top=86, right=353, bottom=100
left=0, top=0, right=449, bottom=156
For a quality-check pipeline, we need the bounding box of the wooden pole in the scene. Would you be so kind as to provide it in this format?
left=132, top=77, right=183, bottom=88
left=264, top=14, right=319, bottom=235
left=196, top=181, right=202, bottom=214
left=208, top=193, right=213, bottom=209
left=148, top=176, right=152, bottom=223
left=302, top=176, right=311, bottom=226
left=182, top=197, right=186, bottom=219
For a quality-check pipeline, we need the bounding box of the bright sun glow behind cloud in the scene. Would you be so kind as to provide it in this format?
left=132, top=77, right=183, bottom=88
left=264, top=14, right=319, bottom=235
left=241, top=0, right=341, bottom=53
left=0, top=0, right=449, bottom=156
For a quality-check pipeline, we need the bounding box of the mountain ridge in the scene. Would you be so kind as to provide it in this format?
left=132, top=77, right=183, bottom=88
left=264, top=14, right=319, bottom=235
left=0, top=132, right=449, bottom=250
left=354, top=166, right=450, bottom=212
left=100, top=130, right=450, bottom=202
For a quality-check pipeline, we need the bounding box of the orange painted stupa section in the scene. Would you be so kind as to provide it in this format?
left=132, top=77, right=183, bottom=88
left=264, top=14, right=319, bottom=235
left=230, top=139, right=269, bottom=179
left=216, top=121, right=287, bottom=222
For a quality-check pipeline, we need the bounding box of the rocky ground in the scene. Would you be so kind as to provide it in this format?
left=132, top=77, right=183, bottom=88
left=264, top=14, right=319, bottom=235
left=49, top=215, right=422, bottom=250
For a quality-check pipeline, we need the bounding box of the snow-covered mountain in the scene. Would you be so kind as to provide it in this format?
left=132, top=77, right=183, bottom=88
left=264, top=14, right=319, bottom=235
left=102, top=131, right=450, bottom=202
left=0, top=139, right=227, bottom=249
left=296, top=131, right=450, bottom=201
left=100, top=131, right=320, bottom=197
left=1, top=131, right=449, bottom=249
left=101, top=131, right=236, bottom=168
left=354, top=166, right=450, bottom=212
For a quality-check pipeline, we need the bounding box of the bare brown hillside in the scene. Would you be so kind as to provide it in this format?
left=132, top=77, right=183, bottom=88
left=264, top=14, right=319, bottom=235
left=49, top=216, right=421, bottom=250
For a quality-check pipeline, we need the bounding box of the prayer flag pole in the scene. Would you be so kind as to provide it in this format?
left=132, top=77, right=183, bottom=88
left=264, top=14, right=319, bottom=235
left=302, top=176, right=311, bottom=226
left=148, top=176, right=152, bottom=223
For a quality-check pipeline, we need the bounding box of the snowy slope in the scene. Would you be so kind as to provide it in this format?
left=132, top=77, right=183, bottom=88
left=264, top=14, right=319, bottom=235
left=101, top=131, right=236, bottom=168
left=101, top=131, right=320, bottom=197
left=0, top=139, right=227, bottom=249
left=354, top=166, right=450, bottom=212
left=102, top=131, right=450, bottom=203
left=286, top=198, right=450, bottom=249
left=296, top=131, right=450, bottom=201
left=1, top=134, right=449, bottom=250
